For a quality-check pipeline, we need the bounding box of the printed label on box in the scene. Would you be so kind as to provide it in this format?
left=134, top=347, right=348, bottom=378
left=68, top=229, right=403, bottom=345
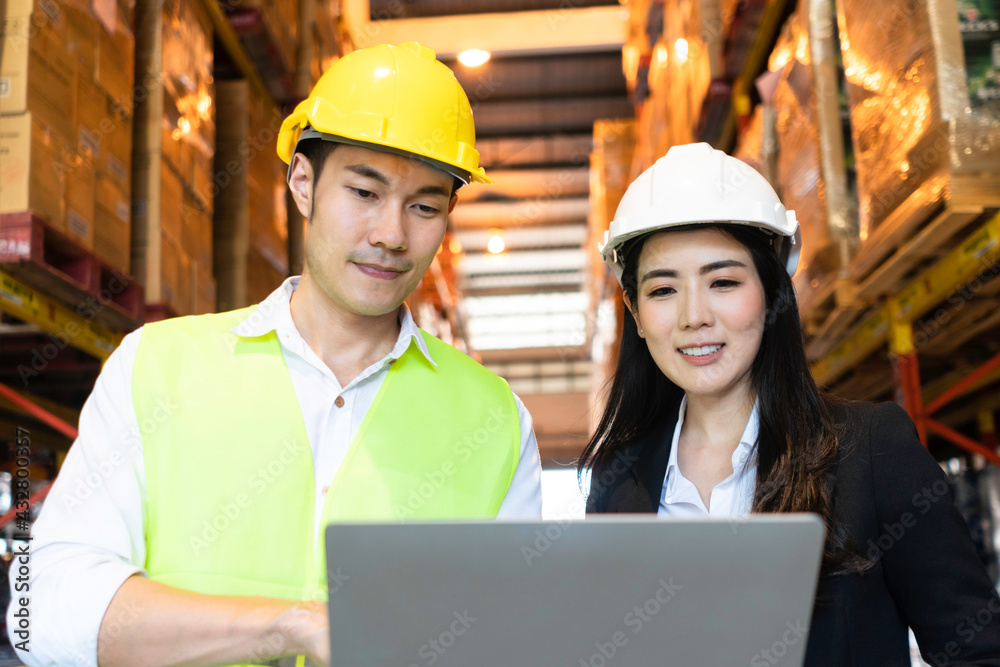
left=115, top=201, right=129, bottom=222
left=108, top=155, right=127, bottom=183
left=79, top=127, right=101, bottom=158
left=67, top=210, right=90, bottom=240
left=37, top=0, right=63, bottom=28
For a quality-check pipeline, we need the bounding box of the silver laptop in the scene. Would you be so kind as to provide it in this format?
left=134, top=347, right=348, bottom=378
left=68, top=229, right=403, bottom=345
left=325, top=515, right=824, bottom=666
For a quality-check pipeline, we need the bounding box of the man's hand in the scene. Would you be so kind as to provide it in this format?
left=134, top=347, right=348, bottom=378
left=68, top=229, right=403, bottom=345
left=268, top=600, right=330, bottom=665
left=97, top=575, right=330, bottom=667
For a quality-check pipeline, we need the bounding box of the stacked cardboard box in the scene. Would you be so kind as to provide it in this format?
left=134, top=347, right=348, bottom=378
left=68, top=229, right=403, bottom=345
left=0, top=0, right=134, bottom=270
left=247, top=86, right=288, bottom=304
left=215, top=79, right=288, bottom=310
left=135, top=0, right=216, bottom=317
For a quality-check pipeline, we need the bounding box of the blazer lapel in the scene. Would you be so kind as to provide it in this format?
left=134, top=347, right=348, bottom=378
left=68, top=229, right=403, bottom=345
left=618, top=411, right=678, bottom=513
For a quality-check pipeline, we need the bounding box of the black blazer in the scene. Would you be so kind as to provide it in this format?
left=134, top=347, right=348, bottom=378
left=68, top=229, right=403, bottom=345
left=587, top=400, right=1000, bottom=666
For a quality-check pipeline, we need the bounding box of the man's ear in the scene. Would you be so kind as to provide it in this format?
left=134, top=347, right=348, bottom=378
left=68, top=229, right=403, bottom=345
left=447, top=193, right=458, bottom=214
left=287, top=153, right=314, bottom=220
left=623, top=292, right=644, bottom=338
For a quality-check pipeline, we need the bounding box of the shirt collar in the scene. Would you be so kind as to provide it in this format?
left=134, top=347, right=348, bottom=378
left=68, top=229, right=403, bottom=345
left=664, top=395, right=760, bottom=493
left=229, top=275, right=437, bottom=367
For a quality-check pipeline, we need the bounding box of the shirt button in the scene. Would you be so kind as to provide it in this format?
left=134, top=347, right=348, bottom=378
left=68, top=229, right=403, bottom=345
left=739, top=452, right=748, bottom=463
left=322, top=485, right=329, bottom=494
left=334, top=396, right=345, bottom=408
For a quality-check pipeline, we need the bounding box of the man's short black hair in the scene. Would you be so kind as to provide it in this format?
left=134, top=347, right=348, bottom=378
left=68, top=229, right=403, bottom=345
left=294, top=139, right=464, bottom=197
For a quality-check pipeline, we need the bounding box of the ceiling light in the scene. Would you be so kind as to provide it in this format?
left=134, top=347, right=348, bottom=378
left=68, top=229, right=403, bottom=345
left=458, top=49, right=491, bottom=68
left=487, top=229, right=505, bottom=255
left=655, top=42, right=669, bottom=68
left=674, top=38, right=689, bottom=64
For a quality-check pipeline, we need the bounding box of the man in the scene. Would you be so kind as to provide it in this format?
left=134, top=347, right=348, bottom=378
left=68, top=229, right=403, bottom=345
left=8, top=42, right=542, bottom=666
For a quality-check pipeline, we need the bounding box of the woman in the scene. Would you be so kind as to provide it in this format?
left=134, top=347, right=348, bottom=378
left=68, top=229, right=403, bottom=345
left=582, top=143, right=1000, bottom=665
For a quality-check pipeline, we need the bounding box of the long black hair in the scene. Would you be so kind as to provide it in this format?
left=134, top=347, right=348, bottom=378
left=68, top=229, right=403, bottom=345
left=579, top=223, right=868, bottom=574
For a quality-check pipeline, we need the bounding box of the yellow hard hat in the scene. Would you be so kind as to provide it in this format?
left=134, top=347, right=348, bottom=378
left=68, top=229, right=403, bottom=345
left=277, top=42, right=491, bottom=184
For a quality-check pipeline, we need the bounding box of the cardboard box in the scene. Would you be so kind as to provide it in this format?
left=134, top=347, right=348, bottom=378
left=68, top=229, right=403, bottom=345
left=0, top=112, right=67, bottom=226
left=65, top=153, right=96, bottom=249
left=191, top=150, right=213, bottom=207
left=96, top=17, right=134, bottom=108
left=176, top=247, right=192, bottom=315
left=193, top=259, right=216, bottom=314
left=160, top=232, right=182, bottom=313
left=0, top=1, right=75, bottom=120
left=180, top=193, right=211, bottom=267
left=160, top=163, right=183, bottom=243
left=75, top=77, right=105, bottom=160
left=95, top=176, right=130, bottom=272
left=103, top=103, right=131, bottom=190
left=246, top=244, right=284, bottom=304
left=63, top=1, right=101, bottom=81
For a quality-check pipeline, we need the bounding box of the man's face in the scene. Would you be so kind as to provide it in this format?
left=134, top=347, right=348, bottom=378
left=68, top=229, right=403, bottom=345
left=290, top=144, right=456, bottom=318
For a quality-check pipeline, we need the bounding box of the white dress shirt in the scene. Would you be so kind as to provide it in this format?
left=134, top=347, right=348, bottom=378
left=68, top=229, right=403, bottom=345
left=8, top=277, right=543, bottom=667
left=658, top=395, right=759, bottom=517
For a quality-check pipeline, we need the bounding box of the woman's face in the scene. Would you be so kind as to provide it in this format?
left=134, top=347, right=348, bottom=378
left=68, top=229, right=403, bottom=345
left=628, top=227, right=766, bottom=402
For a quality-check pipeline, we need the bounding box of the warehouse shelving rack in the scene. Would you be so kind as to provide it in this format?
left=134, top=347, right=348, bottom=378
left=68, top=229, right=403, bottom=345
left=810, top=210, right=1000, bottom=463
left=0, top=0, right=301, bottom=549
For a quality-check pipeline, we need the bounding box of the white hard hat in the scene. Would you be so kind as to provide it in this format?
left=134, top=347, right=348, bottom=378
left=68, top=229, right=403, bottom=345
left=599, top=142, right=800, bottom=283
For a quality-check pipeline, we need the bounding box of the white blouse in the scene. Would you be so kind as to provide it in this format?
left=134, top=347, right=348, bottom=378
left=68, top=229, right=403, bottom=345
left=658, top=395, right=760, bottom=517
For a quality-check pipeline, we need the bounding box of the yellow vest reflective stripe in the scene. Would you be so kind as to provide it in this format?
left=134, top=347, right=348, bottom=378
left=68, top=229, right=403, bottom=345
left=133, top=307, right=519, bottom=661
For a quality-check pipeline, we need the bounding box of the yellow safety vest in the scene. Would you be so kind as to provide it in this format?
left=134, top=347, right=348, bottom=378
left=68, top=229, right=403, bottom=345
left=132, top=306, right=519, bottom=665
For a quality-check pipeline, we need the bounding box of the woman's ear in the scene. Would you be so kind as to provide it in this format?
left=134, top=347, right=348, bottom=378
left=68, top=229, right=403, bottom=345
left=623, top=292, right=644, bottom=338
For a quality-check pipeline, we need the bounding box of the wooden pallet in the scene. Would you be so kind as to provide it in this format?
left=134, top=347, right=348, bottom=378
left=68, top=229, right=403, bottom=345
left=804, top=179, right=1000, bottom=362
left=802, top=277, right=868, bottom=361
left=0, top=213, right=144, bottom=331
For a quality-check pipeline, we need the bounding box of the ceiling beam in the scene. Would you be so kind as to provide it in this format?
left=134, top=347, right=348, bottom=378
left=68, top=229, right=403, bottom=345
left=343, top=2, right=627, bottom=57
left=462, top=272, right=584, bottom=291
left=473, top=96, right=633, bottom=136
left=454, top=224, right=588, bottom=251
left=461, top=167, right=590, bottom=202
left=462, top=284, right=584, bottom=297
left=477, top=134, right=593, bottom=168
left=459, top=249, right=585, bottom=275
left=480, top=346, right=590, bottom=364
left=451, top=197, right=590, bottom=229
left=446, top=52, right=626, bottom=102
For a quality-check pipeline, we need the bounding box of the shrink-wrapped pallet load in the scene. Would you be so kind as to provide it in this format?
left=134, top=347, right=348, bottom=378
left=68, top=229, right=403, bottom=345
left=836, top=0, right=1000, bottom=281
left=766, top=0, right=856, bottom=313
